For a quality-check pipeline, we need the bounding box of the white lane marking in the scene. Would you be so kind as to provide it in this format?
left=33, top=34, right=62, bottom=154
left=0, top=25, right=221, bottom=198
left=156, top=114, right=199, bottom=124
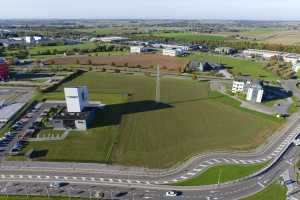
left=180, top=176, right=187, bottom=179
left=258, top=182, right=265, bottom=188
left=28, top=175, right=32, bottom=179
left=231, top=159, right=240, bottom=164
left=64, top=177, right=68, bottom=180
left=81, top=177, right=86, bottom=181
left=9, top=175, right=14, bottom=178
left=187, top=172, right=195, bottom=176
left=0, top=175, right=5, bottom=179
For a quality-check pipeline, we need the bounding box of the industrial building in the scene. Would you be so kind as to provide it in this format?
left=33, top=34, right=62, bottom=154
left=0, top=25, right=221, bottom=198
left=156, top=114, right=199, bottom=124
left=0, top=58, right=9, bottom=81
left=232, top=77, right=264, bottom=103
left=52, top=86, right=98, bottom=131
left=162, top=48, right=185, bottom=57
left=186, top=60, right=223, bottom=72
left=215, top=47, right=237, bottom=55
left=0, top=102, right=25, bottom=128
left=130, top=46, right=148, bottom=53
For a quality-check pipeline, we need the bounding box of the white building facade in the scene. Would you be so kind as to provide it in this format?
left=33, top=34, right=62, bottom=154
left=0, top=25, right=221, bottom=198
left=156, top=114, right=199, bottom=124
left=246, top=87, right=264, bottom=103
left=162, top=48, right=184, bottom=57
left=130, top=46, right=147, bottom=53
left=232, top=78, right=264, bottom=103
left=64, top=86, right=89, bottom=113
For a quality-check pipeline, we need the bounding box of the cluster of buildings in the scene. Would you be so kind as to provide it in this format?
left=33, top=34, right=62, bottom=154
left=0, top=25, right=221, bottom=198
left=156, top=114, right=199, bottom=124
left=243, top=49, right=300, bottom=72
left=89, top=36, right=128, bottom=43
left=0, top=36, right=80, bottom=47
left=232, top=77, right=264, bottom=103
left=52, top=86, right=99, bottom=131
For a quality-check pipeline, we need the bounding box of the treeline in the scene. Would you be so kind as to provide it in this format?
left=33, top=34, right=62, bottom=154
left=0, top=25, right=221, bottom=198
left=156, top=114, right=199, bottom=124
left=133, top=35, right=300, bottom=54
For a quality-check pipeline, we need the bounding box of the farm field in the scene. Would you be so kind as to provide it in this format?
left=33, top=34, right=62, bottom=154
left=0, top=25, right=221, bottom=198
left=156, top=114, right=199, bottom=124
left=20, top=72, right=281, bottom=168
left=136, top=32, right=226, bottom=42
left=46, top=54, right=188, bottom=71
left=186, top=52, right=280, bottom=81
left=174, top=162, right=266, bottom=186
left=243, top=182, right=286, bottom=200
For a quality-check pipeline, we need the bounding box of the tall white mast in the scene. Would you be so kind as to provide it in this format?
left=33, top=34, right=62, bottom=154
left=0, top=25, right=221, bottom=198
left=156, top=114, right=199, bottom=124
left=155, top=65, right=160, bottom=103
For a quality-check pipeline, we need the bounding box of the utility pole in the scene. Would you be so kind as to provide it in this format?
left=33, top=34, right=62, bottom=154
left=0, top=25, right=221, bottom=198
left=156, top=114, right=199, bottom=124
left=155, top=65, right=160, bottom=103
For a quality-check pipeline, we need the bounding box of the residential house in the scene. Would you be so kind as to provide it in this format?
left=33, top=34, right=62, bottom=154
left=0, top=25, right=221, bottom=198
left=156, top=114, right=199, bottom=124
left=186, top=60, right=222, bottom=72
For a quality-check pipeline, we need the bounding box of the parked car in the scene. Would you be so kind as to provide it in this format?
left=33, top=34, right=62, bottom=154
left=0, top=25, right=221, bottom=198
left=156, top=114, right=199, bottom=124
left=165, top=191, right=182, bottom=197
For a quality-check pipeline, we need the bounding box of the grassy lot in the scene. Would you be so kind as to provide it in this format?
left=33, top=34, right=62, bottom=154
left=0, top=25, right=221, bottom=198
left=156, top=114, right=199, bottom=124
left=174, top=162, right=266, bottom=186
left=288, top=96, right=300, bottom=114
left=142, top=32, right=226, bottom=42
left=243, top=182, right=286, bottom=200
left=22, top=125, right=119, bottom=163
left=186, top=52, right=280, bottom=81
left=29, top=42, right=97, bottom=55
left=22, top=72, right=281, bottom=168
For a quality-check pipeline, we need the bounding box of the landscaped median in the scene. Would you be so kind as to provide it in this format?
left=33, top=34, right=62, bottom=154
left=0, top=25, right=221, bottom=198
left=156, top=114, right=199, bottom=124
left=242, top=182, right=286, bottom=200
left=173, top=162, right=267, bottom=186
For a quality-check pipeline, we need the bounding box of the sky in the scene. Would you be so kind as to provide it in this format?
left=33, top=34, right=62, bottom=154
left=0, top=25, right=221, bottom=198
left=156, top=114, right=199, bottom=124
left=1, top=0, right=299, bottom=20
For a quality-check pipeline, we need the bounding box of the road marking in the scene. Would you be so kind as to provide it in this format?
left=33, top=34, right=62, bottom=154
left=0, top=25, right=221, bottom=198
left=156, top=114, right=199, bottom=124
left=187, top=172, right=195, bottom=176
left=28, top=175, right=32, bottom=179
left=64, top=176, right=68, bottom=180
left=45, top=176, right=50, bottom=179
left=90, top=177, right=95, bottom=181
left=9, top=175, right=14, bottom=178
left=0, top=175, right=5, bottom=179
left=230, top=159, right=239, bottom=164
left=193, top=168, right=202, bottom=172
left=257, top=182, right=265, bottom=188
left=54, top=176, right=59, bottom=179
left=180, top=176, right=187, bottom=179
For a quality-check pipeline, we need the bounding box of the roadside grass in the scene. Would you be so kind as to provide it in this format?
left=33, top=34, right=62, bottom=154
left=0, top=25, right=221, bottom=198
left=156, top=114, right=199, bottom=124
left=19, top=72, right=281, bottom=168
left=242, top=182, right=286, bottom=200
left=287, top=96, right=300, bottom=114
left=174, top=162, right=267, bottom=186
left=186, top=52, right=279, bottom=81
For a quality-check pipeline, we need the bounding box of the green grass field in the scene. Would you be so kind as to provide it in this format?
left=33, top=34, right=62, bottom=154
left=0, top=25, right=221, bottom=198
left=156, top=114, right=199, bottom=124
left=243, top=182, right=286, bottom=200
left=174, top=163, right=266, bottom=186
left=22, top=72, right=281, bottom=168
left=138, top=32, right=225, bottom=42
left=186, top=52, right=279, bottom=81
left=29, top=42, right=97, bottom=55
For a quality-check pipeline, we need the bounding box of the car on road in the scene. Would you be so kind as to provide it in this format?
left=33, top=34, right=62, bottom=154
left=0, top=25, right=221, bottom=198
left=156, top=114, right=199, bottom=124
left=165, top=191, right=182, bottom=197
left=49, top=182, right=66, bottom=188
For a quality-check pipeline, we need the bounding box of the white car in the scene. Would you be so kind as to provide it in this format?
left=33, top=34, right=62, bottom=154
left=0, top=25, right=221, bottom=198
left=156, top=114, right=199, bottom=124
left=49, top=182, right=64, bottom=188
left=165, top=191, right=181, bottom=197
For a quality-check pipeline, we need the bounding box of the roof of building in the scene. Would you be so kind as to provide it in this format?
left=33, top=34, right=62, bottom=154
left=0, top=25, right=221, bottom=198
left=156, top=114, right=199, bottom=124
left=0, top=103, right=25, bottom=121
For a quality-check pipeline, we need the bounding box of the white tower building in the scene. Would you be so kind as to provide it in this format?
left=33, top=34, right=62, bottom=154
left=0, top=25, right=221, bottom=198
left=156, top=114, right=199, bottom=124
left=64, top=86, right=89, bottom=113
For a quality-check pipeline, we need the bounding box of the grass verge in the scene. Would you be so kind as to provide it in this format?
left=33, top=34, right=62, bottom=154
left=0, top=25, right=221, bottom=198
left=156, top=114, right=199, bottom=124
left=174, top=162, right=267, bottom=186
